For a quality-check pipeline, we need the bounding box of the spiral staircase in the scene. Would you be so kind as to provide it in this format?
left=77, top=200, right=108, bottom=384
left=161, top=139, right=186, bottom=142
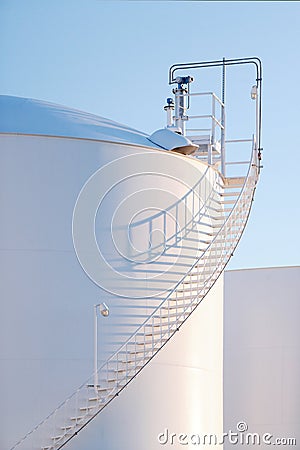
left=10, top=57, right=262, bottom=450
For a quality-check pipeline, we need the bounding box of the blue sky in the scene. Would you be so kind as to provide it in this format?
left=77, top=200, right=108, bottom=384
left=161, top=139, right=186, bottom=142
left=1, top=0, right=299, bottom=270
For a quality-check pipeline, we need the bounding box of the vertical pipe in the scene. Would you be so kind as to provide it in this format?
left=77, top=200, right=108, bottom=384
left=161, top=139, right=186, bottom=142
left=256, top=88, right=259, bottom=152
left=208, top=141, right=212, bottom=166
left=166, top=108, right=173, bottom=127
left=174, top=90, right=181, bottom=132
left=180, top=90, right=186, bottom=135
left=149, top=219, right=152, bottom=259
left=208, top=96, right=213, bottom=165
left=221, top=58, right=226, bottom=176
left=211, top=95, right=216, bottom=147
left=174, top=88, right=187, bottom=135
left=94, top=305, right=98, bottom=393
left=163, top=211, right=166, bottom=250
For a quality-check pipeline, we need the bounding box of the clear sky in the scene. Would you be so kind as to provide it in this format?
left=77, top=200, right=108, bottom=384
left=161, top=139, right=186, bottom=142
left=1, top=0, right=299, bottom=270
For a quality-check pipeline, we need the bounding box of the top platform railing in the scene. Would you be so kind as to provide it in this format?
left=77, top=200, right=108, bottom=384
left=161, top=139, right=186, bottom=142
left=165, top=57, right=262, bottom=177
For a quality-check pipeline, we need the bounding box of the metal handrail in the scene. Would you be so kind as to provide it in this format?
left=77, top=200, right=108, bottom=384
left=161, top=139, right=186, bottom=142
left=168, top=57, right=263, bottom=159
left=101, top=139, right=257, bottom=367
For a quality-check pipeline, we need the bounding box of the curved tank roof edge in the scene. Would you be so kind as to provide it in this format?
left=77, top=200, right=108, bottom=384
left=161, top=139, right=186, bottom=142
left=0, top=95, right=161, bottom=149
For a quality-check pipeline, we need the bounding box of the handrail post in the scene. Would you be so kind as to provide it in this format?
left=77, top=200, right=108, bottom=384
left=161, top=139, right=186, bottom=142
left=94, top=305, right=98, bottom=393
left=211, top=94, right=216, bottom=147
left=94, top=303, right=110, bottom=394
left=220, top=58, right=226, bottom=176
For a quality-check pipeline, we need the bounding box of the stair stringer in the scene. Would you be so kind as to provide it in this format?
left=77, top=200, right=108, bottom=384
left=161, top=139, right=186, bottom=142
left=10, top=145, right=259, bottom=450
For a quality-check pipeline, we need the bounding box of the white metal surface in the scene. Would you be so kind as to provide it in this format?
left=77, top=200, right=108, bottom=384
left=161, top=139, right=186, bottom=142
left=0, top=95, right=161, bottom=149
left=224, top=267, right=300, bottom=449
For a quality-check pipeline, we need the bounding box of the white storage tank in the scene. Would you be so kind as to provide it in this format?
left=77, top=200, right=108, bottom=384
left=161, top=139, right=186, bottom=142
left=0, top=96, right=224, bottom=449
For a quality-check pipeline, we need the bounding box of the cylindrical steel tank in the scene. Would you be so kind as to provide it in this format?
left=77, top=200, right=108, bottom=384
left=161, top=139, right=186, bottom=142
left=0, top=96, right=223, bottom=449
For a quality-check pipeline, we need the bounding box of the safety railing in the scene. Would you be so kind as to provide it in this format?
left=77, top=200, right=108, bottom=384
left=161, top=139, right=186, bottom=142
left=173, top=90, right=225, bottom=169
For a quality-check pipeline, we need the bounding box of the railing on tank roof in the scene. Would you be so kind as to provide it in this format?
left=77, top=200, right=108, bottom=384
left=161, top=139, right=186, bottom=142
left=164, top=57, right=262, bottom=177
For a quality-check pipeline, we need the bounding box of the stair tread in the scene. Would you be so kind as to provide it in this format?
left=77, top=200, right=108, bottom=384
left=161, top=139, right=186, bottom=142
left=224, top=176, right=245, bottom=186
left=87, top=385, right=111, bottom=392
left=220, top=190, right=240, bottom=197
left=120, top=355, right=151, bottom=364
left=155, top=311, right=187, bottom=319
left=80, top=405, right=97, bottom=411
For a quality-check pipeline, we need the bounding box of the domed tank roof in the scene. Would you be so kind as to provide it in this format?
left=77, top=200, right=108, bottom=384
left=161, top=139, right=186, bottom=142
left=0, top=95, right=160, bottom=148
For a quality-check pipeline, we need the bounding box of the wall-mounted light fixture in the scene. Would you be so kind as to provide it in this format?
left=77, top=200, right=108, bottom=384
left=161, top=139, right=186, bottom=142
left=251, top=85, right=257, bottom=100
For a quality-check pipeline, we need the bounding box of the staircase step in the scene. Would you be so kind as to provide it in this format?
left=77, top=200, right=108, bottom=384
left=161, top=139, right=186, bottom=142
left=105, top=377, right=124, bottom=384
left=51, top=435, right=64, bottom=441
left=182, top=274, right=205, bottom=281
left=180, top=279, right=203, bottom=286
left=161, top=303, right=186, bottom=311
left=163, top=296, right=201, bottom=307
left=175, top=289, right=200, bottom=296
left=214, top=208, right=232, bottom=214
left=125, top=336, right=168, bottom=349
left=143, top=329, right=168, bottom=337
left=112, top=367, right=128, bottom=373
left=167, top=294, right=197, bottom=301
left=174, top=244, right=208, bottom=252
left=79, top=405, right=97, bottom=411
left=136, top=335, right=167, bottom=344
left=218, top=198, right=237, bottom=205
left=197, top=220, right=214, bottom=227
left=209, top=215, right=225, bottom=221
left=187, top=229, right=214, bottom=237
left=145, top=320, right=174, bottom=327
left=101, top=366, right=130, bottom=374
left=206, top=204, right=233, bottom=214
left=92, top=392, right=115, bottom=403
left=61, top=425, right=74, bottom=430
left=183, top=235, right=212, bottom=244
left=71, top=416, right=85, bottom=421
left=119, top=355, right=151, bottom=364
left=126, top=341, right=168, bottom=356
left=174, top=293, right=200, bottom=300
left=165, top=291, right=199, bottom=301
left=87, top=385, right=111, bottom=392
left=145, top=316, right=185, bottom=329
left=99, top=376, right=128, bottom=384
left=155, top=311, right=187, bottom=319
left=211, top=195, right=237, bottom=204
left=194, top=261, right=217, bottom=268
left=169, top=283, right=203, bottom=296
left=220, top=190, right=240, bottom=197
left=223, top=176, right=245, bottom=187
left=127, top=348, right=150, bottom=355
